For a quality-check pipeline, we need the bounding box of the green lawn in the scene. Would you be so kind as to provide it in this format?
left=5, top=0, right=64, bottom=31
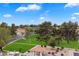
left=58, top=40, right=79, bottom=50
left=3, top=34, right=46, bottom=53
left=3, top=34, right=79, bottom=53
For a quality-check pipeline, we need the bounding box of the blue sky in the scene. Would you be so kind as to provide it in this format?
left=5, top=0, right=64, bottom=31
left=0, top=3, right=79, bottom=25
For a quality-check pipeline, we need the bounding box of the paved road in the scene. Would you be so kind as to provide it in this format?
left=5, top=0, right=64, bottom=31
left=3, top=35, right=24, bottom=49
left=6, top=35, right=24, bottom=44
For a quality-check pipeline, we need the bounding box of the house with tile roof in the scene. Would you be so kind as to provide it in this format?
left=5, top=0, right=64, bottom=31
left=15, top=28, right=26, bottom=39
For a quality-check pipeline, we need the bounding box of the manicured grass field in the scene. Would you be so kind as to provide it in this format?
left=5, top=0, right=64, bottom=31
left=3, top=34, right=79, bottom=53
left=3, top=34, right=46, bottom=53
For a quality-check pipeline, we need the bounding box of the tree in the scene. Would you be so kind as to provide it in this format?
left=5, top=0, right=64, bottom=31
left=10, top=23, right=16, bottom=35
left=60, top=21, right=78, bottom=43
left=30, top=24, right=37, bottom=27
left=52, top=24, right=60, bottom=36
left=0, top=22, right=7, bottom=28
left=19, top=24, right=24, bottom=28
left=36, top=21, right=53, bottom=35
left=54, top=35, right=62, bottom=45
left=36, top=21, right=53, bottom=42
left=48, top=36, right=56, bottom=48
left=0, top=27, right=11, bottom=51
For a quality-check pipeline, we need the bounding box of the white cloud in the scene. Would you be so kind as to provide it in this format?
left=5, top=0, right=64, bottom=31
left=40, top=17, right=45, bottom=20
left=73, top=12, right=79, bottom=16
left=27, top=4, right=41, bottom=10
left=70, top=12, right=79, bottom=20
left=16, top=6, right=28, bottom=12
left=71, top=16, right=76, bottom=20
left=39, top=16, right=51, bottom=23
left=64, top=3, right=79, bottom=8
left=3, top=14, right=12, bottom=18
left=16, top=4, right=41, bottom=12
